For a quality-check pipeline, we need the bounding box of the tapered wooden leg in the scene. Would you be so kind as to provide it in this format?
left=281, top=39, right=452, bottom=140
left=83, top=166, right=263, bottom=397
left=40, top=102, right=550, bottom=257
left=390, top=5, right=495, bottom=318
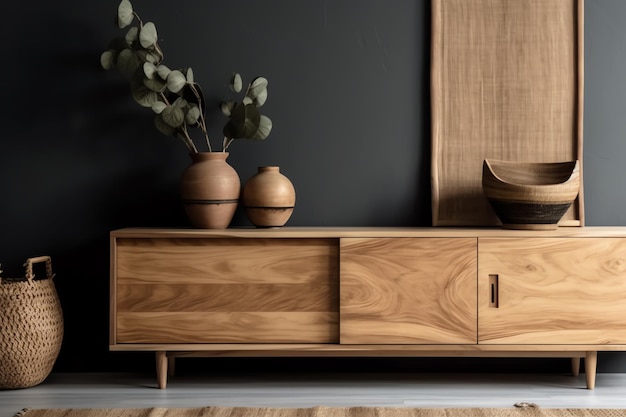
left=571, top=357, right=580, bottom=377
left=156, top=351, right=168, bottom=389
left=585, top=351, right=598, bottom=390
left=168, top=356, right=176, bottom=377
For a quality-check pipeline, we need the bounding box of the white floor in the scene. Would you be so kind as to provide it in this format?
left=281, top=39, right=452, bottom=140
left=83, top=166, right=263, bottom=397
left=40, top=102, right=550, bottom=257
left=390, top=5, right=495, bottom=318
left=1, top=372, right=626, bottom=417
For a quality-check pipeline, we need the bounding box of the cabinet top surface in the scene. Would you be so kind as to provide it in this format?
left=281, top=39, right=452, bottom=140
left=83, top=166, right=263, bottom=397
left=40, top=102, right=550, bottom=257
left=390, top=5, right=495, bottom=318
left=110, top=226, right=626, bottom=239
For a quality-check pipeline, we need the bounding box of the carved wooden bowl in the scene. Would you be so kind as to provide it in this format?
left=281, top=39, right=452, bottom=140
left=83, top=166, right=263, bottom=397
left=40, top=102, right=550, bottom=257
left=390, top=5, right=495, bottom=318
left=482, top=159, right=580, bottom=230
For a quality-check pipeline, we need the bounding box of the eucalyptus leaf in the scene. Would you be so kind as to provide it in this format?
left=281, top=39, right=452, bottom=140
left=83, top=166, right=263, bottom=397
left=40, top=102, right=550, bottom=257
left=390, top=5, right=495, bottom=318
left=100, top=50, right=114, bottom=70
left=117, top=48, right=140, bottom=76
left=223, top=102, right=245, bottom=138
left=251, top=88, right=267, bottom=107
left=241, top=104, right=261, bottom=138
left=134, top=49, right=156, bottom=66
left=247, top=77, right=268, bottom=107
left=249, top=76, right=268, bottom=90
left=143, top=62, right=157, bottom=79
left=151, top=101, right=167, bottom=114
left=139, top=22, right=158, bottom=49
left=125, top=26, right=138, bottom=45
left=230, top=73, right=242, bottom=93
left=252, top=115, right=272, bottom=140
left=186, top=68, right=194, bottom=84
left=224, top=103, right=261, bottom=139
left=221, top=101, right=234, bottom=117
left=162, top=103, right=185, bottom=128
left=144, top=52, right=159, bottom=65
left=117, top=0, right=134, bottom=29
left=185, top=105, right=201, bottom=125
left=143, top=74, right=166, bottom=92
left=167, top=70, right=186, bottom=93
left=131, top=83, right=158, bottom=107
left=172, top=96, right=188, bottom=109
left=154, top=114, right=176, bottom=135
left=222, top=121, right=238, bottom=140
left=156, top=65, right=171, bottom=80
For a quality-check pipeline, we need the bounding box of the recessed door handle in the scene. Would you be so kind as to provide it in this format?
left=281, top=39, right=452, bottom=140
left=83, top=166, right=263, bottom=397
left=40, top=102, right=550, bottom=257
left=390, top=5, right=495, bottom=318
left=489, top=274, right=499, bottom=308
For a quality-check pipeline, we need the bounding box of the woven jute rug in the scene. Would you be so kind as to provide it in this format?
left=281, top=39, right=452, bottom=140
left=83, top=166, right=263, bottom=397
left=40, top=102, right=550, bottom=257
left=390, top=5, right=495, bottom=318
left=13, top=406, right=626, bottom=417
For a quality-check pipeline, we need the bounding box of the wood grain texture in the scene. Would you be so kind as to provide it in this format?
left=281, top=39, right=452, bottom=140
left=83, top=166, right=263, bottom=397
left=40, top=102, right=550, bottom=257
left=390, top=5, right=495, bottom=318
left=111, top=227, right=626, bottom=239
left=111, top=342, right=621, bottom=354
left=113, top=237, right=338, bottom=344
left=482, top=160, right=580, bottom=203
left=479, top=238, right=626, bottom=344
left=116, top=238, right=336, bottom=284
left=431, top=0, right=584, bottom=226
left=340, top=238, right=477, bottom=344
left=117, top=283, right=334, bottom=313
left=117, top=312, right=338, bottom=343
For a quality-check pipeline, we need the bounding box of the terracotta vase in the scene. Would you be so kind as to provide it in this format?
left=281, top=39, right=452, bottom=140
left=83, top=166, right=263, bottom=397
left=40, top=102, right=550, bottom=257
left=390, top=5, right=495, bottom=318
left=242, top=166, right=296, bottom=227
left=180, top=152, right=240, bottom=229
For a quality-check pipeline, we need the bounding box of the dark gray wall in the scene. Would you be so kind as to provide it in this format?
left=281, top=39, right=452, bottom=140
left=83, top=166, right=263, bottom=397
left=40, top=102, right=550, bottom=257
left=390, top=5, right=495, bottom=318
left=0, top=0, right=625, bottom=374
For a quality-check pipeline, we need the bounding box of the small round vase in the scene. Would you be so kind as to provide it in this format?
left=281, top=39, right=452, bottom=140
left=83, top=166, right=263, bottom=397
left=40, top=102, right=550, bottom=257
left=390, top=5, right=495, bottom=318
left=180, top=152, right=240, bottom=229
left=242, top=166, right=296, bottom=227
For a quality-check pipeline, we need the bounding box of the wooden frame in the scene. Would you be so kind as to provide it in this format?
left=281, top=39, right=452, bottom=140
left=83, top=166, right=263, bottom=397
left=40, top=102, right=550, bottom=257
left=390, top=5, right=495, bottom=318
left=431, top=0, right=584, bottom=226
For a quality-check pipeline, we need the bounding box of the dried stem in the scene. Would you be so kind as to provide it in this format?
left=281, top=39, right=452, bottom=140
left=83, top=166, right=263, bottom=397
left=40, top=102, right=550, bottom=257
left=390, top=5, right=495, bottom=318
left=188, top=83, right=212, bottom=152
left=178, top=125, right=198, bottom=153
left=223, top=137, right=234, bottom=151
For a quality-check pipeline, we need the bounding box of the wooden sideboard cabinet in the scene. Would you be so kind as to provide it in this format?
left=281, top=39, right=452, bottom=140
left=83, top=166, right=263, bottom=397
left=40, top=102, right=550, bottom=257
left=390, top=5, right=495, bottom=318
left=110, top=227, right=626, bottom=389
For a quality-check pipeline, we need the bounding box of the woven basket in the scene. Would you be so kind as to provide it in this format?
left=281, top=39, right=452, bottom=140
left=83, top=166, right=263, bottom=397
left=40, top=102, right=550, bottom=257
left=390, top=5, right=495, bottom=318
left=0, top=256, right=64, bottom=389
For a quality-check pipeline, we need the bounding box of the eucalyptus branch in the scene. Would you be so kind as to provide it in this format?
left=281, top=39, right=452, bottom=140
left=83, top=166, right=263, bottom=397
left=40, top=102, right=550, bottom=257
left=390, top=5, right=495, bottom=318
left=102, top=0, right=272, bottom=155
left=188, top=83, right=212, bottom=152
left=178, top=126, right=198, bottom=154
left=200, top=114, right=211, bottom=152
left=132, top=12, right=143, bottom=27
left=158, top=91, right=171, bottom=105
left=223, top=137, right=234, bottom=152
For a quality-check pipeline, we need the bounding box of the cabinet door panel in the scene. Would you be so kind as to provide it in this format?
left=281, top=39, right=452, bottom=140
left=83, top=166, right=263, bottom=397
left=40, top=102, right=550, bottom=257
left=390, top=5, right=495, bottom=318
left=340, top=238, right=477, bottom=344
left=479, top=238, right=626, bottom=344
left=114, top=238, right=339, bottom=343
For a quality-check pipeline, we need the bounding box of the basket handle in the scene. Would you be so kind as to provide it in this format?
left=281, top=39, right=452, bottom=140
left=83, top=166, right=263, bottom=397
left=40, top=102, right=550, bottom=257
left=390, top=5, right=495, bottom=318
left=24, top=256, right=55, bottom=282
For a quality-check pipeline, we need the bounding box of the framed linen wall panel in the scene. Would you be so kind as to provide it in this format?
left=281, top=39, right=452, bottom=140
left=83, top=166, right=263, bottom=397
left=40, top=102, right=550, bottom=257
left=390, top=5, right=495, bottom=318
left=430, top=0, right=584, bottom=226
